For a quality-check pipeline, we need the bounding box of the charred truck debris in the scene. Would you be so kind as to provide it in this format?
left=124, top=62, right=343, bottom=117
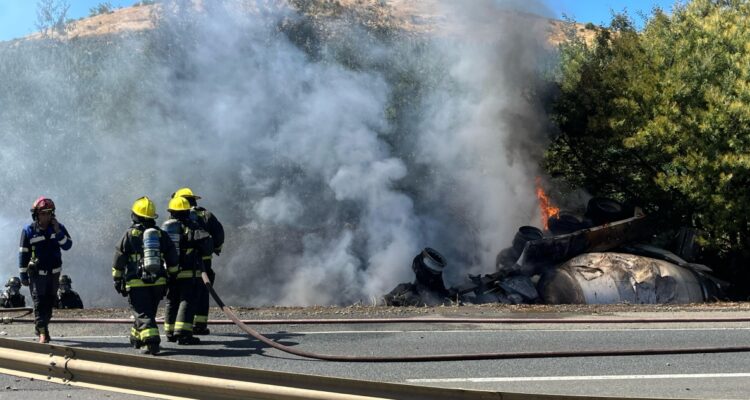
left=384, top=248, right=449, bottom=306
left=384, top=197, right=728, bottom=306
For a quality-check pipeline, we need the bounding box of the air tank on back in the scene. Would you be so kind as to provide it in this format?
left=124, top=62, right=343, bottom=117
left=142, top=228, right=162, bottom=275
left=162, top=219, right=182, bottom=255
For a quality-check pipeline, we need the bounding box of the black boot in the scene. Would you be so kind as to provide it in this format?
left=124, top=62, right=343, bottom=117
left=144, top=342, right=160, bottom=355
left=177, top=335, right=201, bottom=345
left=129, top=336, right=142, bottom=349
left=192, top=326, right=210, bottom=335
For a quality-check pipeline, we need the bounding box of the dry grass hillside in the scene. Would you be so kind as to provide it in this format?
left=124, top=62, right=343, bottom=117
left=21, top=0, right=598, bottom=46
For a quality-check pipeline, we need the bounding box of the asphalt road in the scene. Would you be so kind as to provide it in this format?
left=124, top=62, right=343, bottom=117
left=0, top=309, right=749, bottom=399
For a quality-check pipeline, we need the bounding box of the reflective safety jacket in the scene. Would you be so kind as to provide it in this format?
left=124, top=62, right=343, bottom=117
left=191, top=207, right=224, bottom=255
left=163, top=217, right=212, bottom=280
left=112, top=222, right=178, bottom=288
left=19, top=222, right=72, bottom=281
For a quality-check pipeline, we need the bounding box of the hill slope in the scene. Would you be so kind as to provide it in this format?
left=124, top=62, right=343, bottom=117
left=20, top=0, right=597, bottom=46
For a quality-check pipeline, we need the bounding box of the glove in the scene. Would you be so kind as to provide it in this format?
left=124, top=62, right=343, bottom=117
left=213, top=248, right=221, bottom=256
left=114, top=280, right=127, bottom=297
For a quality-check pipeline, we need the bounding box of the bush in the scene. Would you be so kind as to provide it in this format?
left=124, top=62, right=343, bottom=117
left=89, top=2, right=114, bottom=16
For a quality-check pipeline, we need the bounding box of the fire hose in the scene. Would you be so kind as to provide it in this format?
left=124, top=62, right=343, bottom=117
left=3, top=281, right=750, bottom=362
left=0, top=307, right=33, bottom=322
left=8, top=314, right=750, bottom=325
left=199, top=272, right=750, bottom=362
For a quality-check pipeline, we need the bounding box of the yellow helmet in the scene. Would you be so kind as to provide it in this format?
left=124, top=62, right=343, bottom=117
left=167, top=196, right=191, bottom=212
left=172, top=187, right=201, bottom=199
left=132, top=196, right=158, bottom=219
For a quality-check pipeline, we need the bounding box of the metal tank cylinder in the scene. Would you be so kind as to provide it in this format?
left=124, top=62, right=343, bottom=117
left=539, top=252, right=707, bottom=304
left=142, top=228, right=162, bottom=275
left=162, top=219, right=182, bottom=255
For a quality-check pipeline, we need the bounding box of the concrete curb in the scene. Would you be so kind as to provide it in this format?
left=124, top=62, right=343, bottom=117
left=0, top=337, right=666, bottom=400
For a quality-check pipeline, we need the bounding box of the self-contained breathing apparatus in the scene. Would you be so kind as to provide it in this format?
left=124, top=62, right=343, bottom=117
left=139, top=228, right=164, bottom=284
left=162, top=217, right=211, bottom=277
left=163, top=219, right=181, bottom=256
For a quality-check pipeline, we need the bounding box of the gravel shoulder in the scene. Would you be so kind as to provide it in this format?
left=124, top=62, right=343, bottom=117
left=10, top=301, right=749, bottom=321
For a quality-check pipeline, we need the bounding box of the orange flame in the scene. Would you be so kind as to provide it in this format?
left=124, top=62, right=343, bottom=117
left=535, top=177, right=560, bottom=230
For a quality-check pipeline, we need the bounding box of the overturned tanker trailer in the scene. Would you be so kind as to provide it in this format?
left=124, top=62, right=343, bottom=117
left=538, top=252, right=723, bottom=304
left=383, top=198, right=728, bottom=306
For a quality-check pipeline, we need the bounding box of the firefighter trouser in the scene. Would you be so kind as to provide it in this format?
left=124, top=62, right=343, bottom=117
left=193, top=267, right=214, bottom=330
left=128, top=285, right=165, bottom=345
left=165, top=277, right=199, bottom=338
left=30, top=272, right=59, bottom=336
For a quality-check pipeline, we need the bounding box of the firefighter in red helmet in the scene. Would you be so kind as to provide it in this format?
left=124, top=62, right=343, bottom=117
left=19, top=197, right=72, bottom=343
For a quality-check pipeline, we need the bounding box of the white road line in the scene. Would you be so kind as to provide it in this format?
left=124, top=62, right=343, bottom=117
left=17, top=335, right=129, bottom=340
left=294, top=327, right=750, bottom=334
left=408, top=372, right=750, bottom=383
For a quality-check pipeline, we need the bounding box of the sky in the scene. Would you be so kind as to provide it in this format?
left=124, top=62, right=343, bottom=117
left=550, top=0, right=677, bottom=26
left=0, top=0, right=679, bottom=41
left=0, top=0, right=133, bottom=41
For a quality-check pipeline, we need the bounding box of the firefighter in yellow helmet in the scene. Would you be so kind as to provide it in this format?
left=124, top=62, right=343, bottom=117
left=161, top=196, right=212, bottom=345
left=112, top=196, right=178, bottom=355
left=171, top=187, right=224, bottom=335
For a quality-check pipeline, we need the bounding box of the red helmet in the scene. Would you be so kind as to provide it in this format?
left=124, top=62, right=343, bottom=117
left=31, top=196, right=56, bottom=214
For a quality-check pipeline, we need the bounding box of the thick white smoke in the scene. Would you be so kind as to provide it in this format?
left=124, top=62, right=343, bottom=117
left=0, top=0, right=551, bottom=306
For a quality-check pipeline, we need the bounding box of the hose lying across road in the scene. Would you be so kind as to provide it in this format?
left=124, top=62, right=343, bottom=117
left=4, top=281, right=750, bottom=362
left=200, top=273, right=750, bottom=362
left=6, top=306, right=750, bottom=326
left=0, top=307, right=33, bottom=321
left=9, top=315, right=750, bottom=325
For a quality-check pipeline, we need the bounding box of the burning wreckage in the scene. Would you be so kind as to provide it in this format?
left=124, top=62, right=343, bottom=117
left=384, top=197, right=728, bottom=306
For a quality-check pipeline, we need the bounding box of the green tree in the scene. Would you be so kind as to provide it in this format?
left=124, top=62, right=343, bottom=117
left=548, top=0, right=750, bottom=258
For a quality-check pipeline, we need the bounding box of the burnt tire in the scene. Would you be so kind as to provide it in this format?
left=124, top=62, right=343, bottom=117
left=512, top=226, right=544, bottom=254
left=585, top=197, right=627, bottom=226
left=548, top=212, right=589, bottom=235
